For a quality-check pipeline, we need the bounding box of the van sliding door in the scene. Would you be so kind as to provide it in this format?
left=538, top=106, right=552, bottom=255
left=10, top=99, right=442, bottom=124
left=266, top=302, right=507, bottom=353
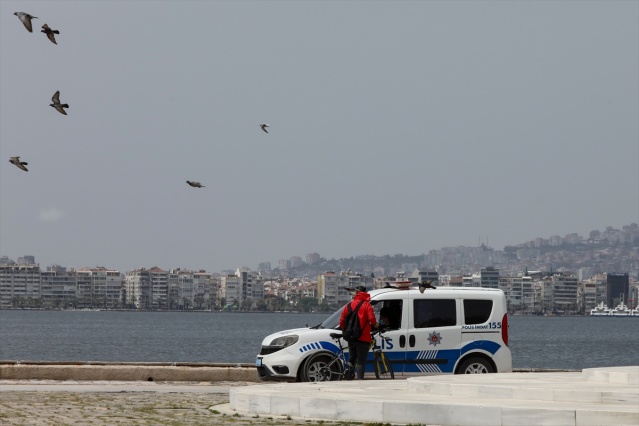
left=404, top=295, right=461, bottom=375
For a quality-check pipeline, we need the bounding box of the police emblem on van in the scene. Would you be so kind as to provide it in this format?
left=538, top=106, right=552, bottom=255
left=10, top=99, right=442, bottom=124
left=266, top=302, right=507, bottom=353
left=428, top=331, right=442, bottom=346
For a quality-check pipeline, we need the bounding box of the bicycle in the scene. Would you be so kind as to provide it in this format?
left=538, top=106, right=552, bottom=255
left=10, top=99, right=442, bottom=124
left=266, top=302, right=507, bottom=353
left=303, top=332, right=355, bottom=382
left=303, top=329, right=394, bottom=382
left=370, top=328, right=395, bottom=379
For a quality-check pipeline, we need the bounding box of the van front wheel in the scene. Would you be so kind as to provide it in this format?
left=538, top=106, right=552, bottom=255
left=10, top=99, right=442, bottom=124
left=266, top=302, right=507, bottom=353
left=457, top=357, right=494, bottom=374
left=302, top=353, right=340, bottom=382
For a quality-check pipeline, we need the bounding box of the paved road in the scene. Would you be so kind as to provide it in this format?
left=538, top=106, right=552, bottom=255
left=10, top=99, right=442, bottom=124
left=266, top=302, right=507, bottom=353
left=0, top=380, right=365, bottom=426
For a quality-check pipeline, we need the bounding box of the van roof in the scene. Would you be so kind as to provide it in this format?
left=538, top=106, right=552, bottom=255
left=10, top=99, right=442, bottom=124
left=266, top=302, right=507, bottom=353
left=368, top=286, right=503, bottom=298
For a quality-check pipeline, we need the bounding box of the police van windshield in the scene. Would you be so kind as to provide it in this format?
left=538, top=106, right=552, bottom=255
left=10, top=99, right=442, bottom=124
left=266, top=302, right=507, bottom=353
left=318, top=304, right=346, bottom=329
left=318, top=300, right=381, bottom=329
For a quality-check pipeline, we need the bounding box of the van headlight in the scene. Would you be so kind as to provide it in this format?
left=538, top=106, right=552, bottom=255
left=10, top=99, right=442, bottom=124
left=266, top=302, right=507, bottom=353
left=269, top=335, right=299, bottom=348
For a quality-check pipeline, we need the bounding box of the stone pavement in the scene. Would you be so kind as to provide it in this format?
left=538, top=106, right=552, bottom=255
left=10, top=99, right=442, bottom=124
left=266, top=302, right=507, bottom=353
left=0, top=380, right=352, bottom=426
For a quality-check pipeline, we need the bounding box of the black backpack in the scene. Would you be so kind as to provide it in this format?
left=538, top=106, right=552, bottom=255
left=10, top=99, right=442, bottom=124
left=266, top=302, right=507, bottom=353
left=342, top=300, right=365, bottom=342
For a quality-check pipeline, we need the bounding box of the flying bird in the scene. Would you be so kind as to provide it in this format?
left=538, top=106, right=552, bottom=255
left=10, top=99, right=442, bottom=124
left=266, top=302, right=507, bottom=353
left=50, top=91, right=69, bottom=115
left=418, top=280, right=435, bottom=294
left=41, top=23, right=59, bottom=44
left=14, top=12, right=37, bottom=33
left=260, top=123, right=269, bottom=133
left=186, top=181, right=205, bottom=188
left=9, top=156, right=28, bottom=172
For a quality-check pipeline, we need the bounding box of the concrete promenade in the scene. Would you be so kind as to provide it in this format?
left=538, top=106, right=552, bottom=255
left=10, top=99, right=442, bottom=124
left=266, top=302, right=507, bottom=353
left=231, top=366, right=639, bottom=426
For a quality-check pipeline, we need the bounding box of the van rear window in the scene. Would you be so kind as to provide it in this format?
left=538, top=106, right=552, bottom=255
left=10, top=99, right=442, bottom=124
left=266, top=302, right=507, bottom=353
left=413, top=299, right=456, bottom=328
left=464, top=299, right=493, bottom=325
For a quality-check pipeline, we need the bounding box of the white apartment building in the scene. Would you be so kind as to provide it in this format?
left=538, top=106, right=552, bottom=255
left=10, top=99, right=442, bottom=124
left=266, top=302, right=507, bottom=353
left=150, top=267, right=168, bottom=309
left=168, top=269, right=195, bottom=309
left=193, top=270, right=216, bottom=309
left=220, top=274, right=241, bottom=307
left=547, top=274, right=579, bottom=313
left=237, top=268, right=264, bottom=308
left=0, top=263, right=41, bottom=308
left=40, top=268, right=77, bottom=307
left=499, top=275, right=535, bottom=313
left=463, top=275, right=476, bottom=287
left=578, top=278, right=598, bottom=312
left=124, top=267, right=214, bottom=310
left=76, top=267, right=121, bottom=309
left=124, top=268, right=151, bottom=309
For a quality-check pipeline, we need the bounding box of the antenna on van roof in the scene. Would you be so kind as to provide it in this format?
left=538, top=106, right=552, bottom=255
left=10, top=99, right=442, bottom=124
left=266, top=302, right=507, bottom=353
left=418, top=280, right=435, bottom=293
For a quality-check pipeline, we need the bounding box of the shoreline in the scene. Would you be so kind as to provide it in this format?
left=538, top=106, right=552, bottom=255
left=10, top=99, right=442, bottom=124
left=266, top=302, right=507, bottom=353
left=0, top=361, right=578, bottom=382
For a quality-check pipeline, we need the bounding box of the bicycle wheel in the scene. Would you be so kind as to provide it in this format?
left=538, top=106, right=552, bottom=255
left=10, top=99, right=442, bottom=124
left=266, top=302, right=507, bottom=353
left=373, top=351, right=394, bottom=379
left=303, top=352, right=342, bottom=382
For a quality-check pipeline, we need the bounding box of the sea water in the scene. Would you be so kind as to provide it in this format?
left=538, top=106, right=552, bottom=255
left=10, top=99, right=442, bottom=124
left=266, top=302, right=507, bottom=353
left=0, top=310, right=637, bottom=369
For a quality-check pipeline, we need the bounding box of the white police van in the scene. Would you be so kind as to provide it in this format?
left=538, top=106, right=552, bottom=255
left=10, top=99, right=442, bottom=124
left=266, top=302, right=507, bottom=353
left=256, top=284, right=512, bottom=381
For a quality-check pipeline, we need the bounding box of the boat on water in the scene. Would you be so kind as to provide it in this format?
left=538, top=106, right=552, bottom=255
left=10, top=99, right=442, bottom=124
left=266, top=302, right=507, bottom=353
left=610, top=302, right=632, bottom=317
left=610, top=294, right=632, bottom=317
left=589, top=301, right=611, bottom=316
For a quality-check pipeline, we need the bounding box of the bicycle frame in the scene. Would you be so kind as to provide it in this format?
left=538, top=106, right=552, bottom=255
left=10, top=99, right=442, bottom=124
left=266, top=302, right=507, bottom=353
left=370, top=328, right=394, bottom=379
left=314, top=332, right=355, bottom=381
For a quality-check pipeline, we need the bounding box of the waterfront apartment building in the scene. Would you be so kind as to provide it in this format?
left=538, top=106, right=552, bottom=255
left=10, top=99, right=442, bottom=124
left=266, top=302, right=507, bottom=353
left=0, top=263, right=41, bottom=308
left=125, top=267, right=215, bottom=310
left=149, top=267, right=169, bottom=309
left=168, top=269, right=194, bottom=309
left=40, top=267, right=78, bottom=308
left=236, top=268, right=263, bottom=309
left=499, top=275, right=535, bottom=313
left=220, top=274, right=241, bottom=307
left=124, top=268, right=151, bottom=309
left=194, top=270, right=216, bottom=309
left=76, top=267, right=122, bottom=309
left=546, top=274, right=579, bottom=313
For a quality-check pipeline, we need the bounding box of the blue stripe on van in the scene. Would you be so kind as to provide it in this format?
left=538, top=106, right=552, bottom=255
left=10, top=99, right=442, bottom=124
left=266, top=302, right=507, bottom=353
left=461, top=340, right=501, bottom=355
left=403, top=349, right=458, bottom=373
left=299, top=341, right=340, bottom=354
left=319, top=341, right=340, bottom=354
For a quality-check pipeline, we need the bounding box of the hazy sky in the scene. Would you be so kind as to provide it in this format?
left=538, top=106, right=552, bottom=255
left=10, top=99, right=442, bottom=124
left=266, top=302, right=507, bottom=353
left=1, top=1, right=637, bottom=273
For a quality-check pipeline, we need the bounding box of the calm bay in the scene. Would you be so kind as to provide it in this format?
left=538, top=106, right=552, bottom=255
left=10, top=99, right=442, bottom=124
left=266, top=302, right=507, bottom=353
left=0, top=310, right=637, bottom=370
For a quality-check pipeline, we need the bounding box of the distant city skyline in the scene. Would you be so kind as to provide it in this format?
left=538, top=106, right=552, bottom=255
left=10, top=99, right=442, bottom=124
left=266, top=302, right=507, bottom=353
left=2, top=222, right=636, bottom=276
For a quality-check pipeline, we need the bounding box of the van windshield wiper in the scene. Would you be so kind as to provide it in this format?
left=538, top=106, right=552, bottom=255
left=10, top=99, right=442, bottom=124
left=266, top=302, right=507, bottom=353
left=309, top=323, right=323, bottom=329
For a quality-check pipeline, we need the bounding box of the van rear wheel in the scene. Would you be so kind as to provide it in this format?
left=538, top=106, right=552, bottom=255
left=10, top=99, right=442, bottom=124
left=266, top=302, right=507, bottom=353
left=457, top=357, right=494, bottom=374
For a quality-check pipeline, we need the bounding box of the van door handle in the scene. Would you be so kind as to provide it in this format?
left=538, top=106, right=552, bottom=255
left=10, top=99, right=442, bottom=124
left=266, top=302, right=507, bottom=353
left=409, top=335, right=415, bottom=347
left=399, top=335, right=406, bottom=348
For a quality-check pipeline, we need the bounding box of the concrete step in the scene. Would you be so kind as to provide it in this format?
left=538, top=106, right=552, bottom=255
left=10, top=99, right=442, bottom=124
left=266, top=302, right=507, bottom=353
left=408, top=367, right=639, bottom=406
left=229, top=366, right=639, bottom=426
left=582, top=366, right=638, bottom=385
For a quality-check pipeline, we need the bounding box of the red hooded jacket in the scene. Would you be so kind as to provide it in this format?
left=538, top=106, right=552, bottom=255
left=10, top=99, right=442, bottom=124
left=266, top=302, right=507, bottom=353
left=339, top=291, right=377, bottom=343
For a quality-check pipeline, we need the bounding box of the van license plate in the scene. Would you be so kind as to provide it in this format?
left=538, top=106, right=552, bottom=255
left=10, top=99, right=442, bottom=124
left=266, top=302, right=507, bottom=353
left=255, top=358, right=262, bottom=367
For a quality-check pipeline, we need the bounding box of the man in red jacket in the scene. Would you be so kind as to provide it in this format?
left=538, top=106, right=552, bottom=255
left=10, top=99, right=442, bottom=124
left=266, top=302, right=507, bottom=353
left=339, top=286, right=377, bottom=380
